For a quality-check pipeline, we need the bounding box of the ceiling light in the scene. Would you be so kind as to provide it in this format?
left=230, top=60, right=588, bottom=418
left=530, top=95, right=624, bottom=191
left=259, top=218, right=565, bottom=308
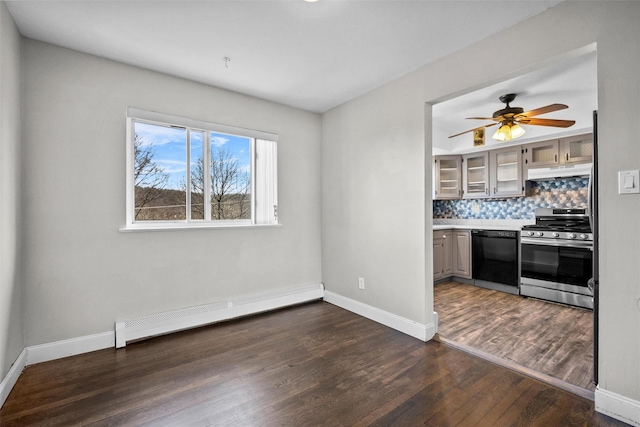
left=492, top=122, right=525, bottom=141
left=304, top=0, right=319, bottom=2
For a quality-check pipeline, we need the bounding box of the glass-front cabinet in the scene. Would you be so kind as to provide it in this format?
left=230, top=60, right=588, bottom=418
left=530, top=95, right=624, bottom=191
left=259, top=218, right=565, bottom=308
left=489, top=146, right=523, bottom=197
left=561, top=134, right=593, bottom=165
left=434, top=134, right=591, bottom=200
left=524, top=139, right=560, bottom=169
left=523, top=133, right=593, bottom=171
left=434, top=155, right=462, bottom=199
left=462, top=152, right=489, bottom=198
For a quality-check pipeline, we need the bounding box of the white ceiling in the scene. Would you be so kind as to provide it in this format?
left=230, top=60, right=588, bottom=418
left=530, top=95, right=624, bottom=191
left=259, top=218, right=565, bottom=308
left=6, top=0, right=564, bottom=114
left=432, top=49, right=598, bottom=155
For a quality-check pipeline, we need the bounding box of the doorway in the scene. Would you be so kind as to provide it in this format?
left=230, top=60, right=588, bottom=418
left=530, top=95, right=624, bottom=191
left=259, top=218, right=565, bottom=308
left=429, top=49, right=598, bottom=398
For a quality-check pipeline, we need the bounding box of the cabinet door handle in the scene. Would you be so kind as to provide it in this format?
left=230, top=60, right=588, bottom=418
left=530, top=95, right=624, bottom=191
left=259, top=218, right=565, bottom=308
left=566, top=153, right=569, bottom=161
left=555, top=154, right=557, bottom=162
left=485, top=188, right=489, bottom=195
left=494, top=187, right=497, bottom=194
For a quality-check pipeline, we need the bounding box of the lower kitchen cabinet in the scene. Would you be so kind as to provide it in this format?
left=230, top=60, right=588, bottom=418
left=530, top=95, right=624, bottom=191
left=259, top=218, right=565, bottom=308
left=434, top=229, right=471, bottom=281
left=452, top=230, right=472, bottom=278
left=433, top=230, right=452, bottom=280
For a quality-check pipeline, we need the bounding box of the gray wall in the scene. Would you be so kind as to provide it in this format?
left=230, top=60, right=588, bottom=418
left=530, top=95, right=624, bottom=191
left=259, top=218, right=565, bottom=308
left=21, top=40, right=322, bottom=346
left=5, top=0, right=640, bottom=409
left=0, top=1, right=23, bottom=379
left=322, top=1, right=640, bottom=402
left=322, top=71, right=428, bottom=324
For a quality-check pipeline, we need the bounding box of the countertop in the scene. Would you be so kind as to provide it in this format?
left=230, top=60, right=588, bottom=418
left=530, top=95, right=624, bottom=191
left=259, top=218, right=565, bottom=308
left=433, top=219, right=533, bottom=232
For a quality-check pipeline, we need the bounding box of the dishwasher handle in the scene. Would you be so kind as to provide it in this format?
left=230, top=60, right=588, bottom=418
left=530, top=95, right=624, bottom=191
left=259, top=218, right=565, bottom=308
left=472, top=229, right=518, bottom=239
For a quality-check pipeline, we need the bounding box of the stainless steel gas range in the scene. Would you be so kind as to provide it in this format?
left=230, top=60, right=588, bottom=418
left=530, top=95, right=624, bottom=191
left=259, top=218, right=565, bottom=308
left=520, top=208, right=593, bottom=309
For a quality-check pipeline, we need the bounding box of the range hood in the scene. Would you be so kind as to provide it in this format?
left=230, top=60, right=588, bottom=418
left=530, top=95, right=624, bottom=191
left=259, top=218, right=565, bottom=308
left=526, top=163, right=592, bottom=181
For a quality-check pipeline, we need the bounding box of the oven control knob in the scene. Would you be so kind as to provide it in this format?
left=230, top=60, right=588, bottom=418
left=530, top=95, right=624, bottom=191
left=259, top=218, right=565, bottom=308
left=580, top=234, right=587, bottom=240
left=568, top=233, right=577, bottom=239
left=552, top=232, right=559, bottom=238
left=526, top=231, right=534, bottom=236
left=536, top=232, right=544, bottom=237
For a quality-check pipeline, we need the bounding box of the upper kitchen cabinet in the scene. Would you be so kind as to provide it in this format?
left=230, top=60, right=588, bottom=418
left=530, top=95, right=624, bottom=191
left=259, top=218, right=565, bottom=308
left=561, top=133, right=593, bottom=165
left=523, top=133, right=593, bottom=171
left=489, top=146, right=523, bottom=197
left=462, top=152, right=489, bottom=199
left=523, top=139, right=560, bottom=169
left=434, top=156, right=462, bottom=199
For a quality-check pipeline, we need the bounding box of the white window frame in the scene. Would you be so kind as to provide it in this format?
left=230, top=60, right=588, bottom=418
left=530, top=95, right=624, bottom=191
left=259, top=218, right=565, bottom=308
left=122, top=108, right=278, bottom=231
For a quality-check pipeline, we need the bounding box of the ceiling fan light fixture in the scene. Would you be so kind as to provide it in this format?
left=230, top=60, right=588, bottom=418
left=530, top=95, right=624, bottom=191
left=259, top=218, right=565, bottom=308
left=451, top=94, right=574, bottom=140
left=492, top=122, right=525, bottom=141
left=510, top=123, right=526, bottom=139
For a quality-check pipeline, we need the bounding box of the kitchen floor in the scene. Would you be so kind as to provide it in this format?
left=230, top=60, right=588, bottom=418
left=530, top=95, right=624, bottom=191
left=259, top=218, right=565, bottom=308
left=434, top=281, right=595, bottom=395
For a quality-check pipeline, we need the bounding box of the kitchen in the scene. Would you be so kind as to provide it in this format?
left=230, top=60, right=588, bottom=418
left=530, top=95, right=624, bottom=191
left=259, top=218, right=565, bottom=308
left=431, top=50, right=599, bottom=397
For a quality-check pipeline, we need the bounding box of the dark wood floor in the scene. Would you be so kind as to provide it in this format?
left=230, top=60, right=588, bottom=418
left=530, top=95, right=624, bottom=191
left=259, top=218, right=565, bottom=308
left=435, top=281, right=595, bottom=394
left=1, top=301, right=624, bottom=426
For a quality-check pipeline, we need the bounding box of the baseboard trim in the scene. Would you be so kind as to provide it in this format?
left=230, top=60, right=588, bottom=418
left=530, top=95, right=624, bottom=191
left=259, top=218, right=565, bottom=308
left=0, top=283, right=324, bottom=410
left=26, top=331, right=115, bottom=366
left=0, top=348, right=27, bottom=408
left=433, top=311, right=439, bottom=334
left=595, top=386, right=640, bottom=426
left=115, top=283, right=324, bottom=347
left=323, top=291, right=435, bottom=342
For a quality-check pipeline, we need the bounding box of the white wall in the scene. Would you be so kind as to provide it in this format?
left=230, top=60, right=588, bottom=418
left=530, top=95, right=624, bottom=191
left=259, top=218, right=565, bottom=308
left=594, top=2, right=640, bottom=402
left=322, top=0, right=640, bottom=404
left=21, top=40, right=322, bottom=346
left=322, top=72, right=428, bottom=324
left=0, top=0, right=24, bottom=379
left=8, top=0, right=640, bottom=415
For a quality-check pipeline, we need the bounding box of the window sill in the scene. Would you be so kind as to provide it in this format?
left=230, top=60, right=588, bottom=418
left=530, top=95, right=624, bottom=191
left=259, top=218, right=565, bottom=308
left=119, top=223, right=282, bottom=232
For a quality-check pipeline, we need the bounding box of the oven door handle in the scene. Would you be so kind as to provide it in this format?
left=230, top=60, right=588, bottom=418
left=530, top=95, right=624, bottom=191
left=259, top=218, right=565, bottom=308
left=520, top=237, right=593, bottom=250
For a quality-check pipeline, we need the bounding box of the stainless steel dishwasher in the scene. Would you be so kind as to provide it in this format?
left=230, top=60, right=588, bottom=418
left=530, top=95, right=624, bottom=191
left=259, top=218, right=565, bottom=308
left=471, top=229, right=519, bottom=294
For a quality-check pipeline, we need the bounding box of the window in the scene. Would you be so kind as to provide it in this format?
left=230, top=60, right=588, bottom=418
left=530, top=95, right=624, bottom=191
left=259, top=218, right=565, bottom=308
left=124, top=108, right=278, bottom=230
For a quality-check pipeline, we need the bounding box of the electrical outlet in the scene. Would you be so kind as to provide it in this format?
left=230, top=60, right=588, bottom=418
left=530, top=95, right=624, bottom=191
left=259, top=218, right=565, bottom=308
left=358, top=277, right=365, bottom=290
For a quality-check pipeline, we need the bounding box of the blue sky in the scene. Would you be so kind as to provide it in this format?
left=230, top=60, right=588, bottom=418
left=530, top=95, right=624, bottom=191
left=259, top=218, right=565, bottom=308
left=135, top=121, right=251, bottom=190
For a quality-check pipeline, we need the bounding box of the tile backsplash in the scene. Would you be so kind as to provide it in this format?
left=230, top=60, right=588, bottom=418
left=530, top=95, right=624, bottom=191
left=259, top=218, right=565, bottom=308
left=433, top=177, right=589, bottom=220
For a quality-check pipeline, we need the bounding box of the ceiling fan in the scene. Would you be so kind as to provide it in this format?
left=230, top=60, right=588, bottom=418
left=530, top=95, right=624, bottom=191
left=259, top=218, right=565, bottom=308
left=448, top=93, right=576, bottom=141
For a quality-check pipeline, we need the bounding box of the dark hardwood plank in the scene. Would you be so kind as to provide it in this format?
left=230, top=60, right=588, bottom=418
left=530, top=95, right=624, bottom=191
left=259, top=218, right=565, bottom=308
left=1, top=301, right=623, bottom=426
left=435, top=280, right=596, bottom=391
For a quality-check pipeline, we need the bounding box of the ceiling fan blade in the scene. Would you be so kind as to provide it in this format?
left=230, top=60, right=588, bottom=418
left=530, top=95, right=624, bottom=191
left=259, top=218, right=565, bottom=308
left=466, top=116, right=497, bottom=121
left=518, top=118, right=576, bottom=128
left=519, top=103, right=568, bottom=117
left=448, top=123, right=497, bottom=139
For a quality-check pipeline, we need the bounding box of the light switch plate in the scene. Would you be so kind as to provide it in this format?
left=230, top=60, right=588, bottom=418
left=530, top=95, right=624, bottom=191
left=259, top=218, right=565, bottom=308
left=618, top=170, right=640, bottom=194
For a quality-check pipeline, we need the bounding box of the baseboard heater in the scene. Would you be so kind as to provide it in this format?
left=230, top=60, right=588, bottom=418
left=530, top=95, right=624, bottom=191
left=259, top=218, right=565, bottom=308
left=115, top=283, right=324, bottom=348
